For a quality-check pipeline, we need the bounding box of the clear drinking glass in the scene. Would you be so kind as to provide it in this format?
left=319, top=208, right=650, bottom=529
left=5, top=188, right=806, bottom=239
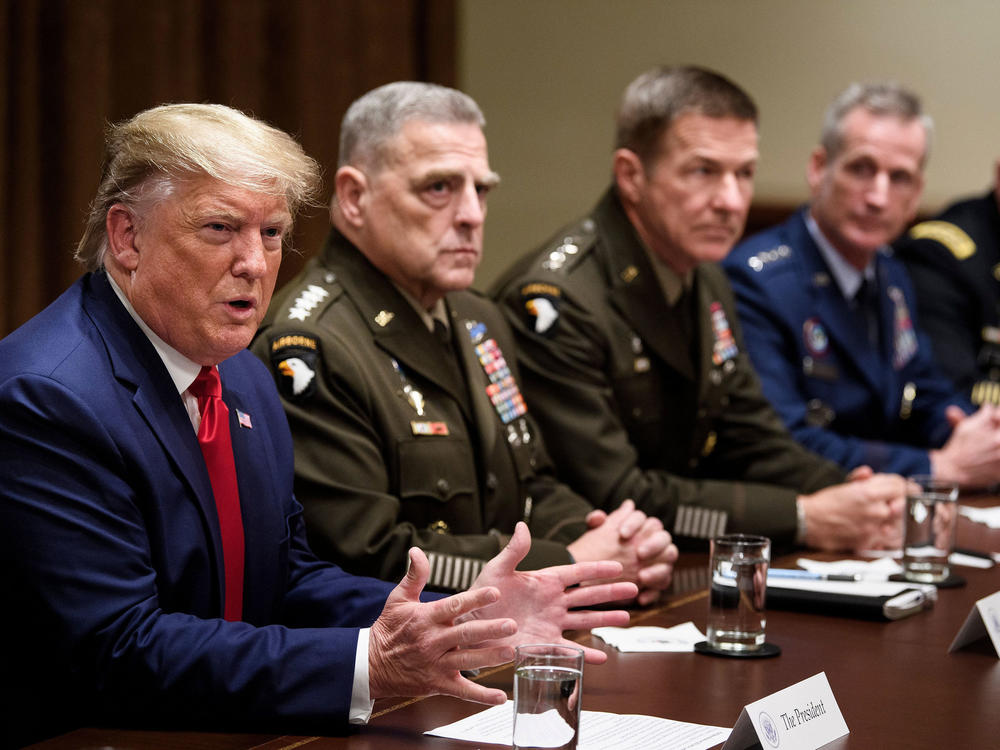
left=707, top=534, right=770, bottom=652
left=902, top=475, right=959, bottom=583
left=512, top=643, right=584, bottom=750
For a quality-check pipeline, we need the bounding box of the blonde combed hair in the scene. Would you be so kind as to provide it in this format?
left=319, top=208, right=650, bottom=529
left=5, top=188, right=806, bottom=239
left=75, top=102, right=322, bottom=271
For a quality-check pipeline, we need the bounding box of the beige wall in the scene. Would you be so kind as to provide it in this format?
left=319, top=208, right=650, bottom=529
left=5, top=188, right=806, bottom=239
left=458, top=0, right=1000, bottom=287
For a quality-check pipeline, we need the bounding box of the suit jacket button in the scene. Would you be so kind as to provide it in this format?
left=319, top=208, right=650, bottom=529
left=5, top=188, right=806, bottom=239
left=485, top=473, right=498, bottom=491
left=436, top=478, right=450, bottom=496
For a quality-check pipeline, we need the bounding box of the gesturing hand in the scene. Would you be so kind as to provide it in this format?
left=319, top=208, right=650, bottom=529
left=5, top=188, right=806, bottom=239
left=368, top=547, right=521, bottom=704
left=464, top=522, right=636, bottom=664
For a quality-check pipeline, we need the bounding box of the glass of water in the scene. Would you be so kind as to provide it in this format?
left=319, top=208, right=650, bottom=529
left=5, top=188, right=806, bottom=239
left=903, top=475, right=959, bottom=583
left=707, top=534, right=770, bottom=652
left=513, top=643, right=584, bottom=750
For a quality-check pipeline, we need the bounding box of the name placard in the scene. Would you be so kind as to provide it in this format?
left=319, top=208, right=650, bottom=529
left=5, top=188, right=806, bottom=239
left=722, top=672, right=848, bottom=750
left=949, top=589, right=1000, bottom=657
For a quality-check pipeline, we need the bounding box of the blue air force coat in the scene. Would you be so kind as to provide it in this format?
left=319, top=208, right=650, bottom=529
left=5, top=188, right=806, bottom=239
left=724, top=209, right=967, bottom=476
left=0, top=272, right=394, bottom=747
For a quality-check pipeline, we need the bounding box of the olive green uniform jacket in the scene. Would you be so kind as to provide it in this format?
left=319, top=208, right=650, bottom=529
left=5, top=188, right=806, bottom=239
left=252, top=230, right=590, bottom=591
left=492, top=189, right=846, bottom=548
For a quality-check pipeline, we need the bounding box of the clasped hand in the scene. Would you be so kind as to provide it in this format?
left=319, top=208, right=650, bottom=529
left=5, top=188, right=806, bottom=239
left=368, top=522, right=636, bottom=704
left=569, top=498, right=678, bottom=605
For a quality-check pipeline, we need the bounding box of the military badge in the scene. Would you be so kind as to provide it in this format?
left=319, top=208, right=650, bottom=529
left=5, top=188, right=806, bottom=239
left=709, top=302, right=738, bottom=365
left=466, top=320, right=487, bottom=345
left=390, top=358, right=426, bottom=416
left=469, top=327, right=527, bottom=424
left=629, top=333, right=649, bottom=371
left=519, top=283, right=562, bottom=335
left=888, top=286, right=917, bottom=370
left=802, top=317, right=829, bottom=357
left=411, top=421, right=449, bottom=436
left=285, top=284, right=330, bottom=321
left=269, top=333, right=320, bottom=400
left=746, top=244, right=791, bottom=272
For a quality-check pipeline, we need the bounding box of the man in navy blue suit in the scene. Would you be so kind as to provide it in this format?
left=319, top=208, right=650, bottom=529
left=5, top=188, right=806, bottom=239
left=0, top=103, right=634, bottom=748
left=725, top=83, right=1000, bottom=484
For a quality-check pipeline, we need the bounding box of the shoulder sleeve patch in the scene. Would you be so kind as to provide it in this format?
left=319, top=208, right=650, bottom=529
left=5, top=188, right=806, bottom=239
left=269, top=333, right=320, bottom=400
left=908, top=220, right=976, bottom=260
left=519, top=283, right=562, bottom=336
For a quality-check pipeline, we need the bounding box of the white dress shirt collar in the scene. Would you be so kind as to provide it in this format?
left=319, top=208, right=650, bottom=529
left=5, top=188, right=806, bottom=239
left=804, top=211, right=877, bottom=300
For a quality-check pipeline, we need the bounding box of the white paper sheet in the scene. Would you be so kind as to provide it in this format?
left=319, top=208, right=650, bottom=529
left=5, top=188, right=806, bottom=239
left=426, top=702, right=731, bottom=750
left=961, top=504, right=1000, bottom=529
left=592, top=621, right=706, bottom=652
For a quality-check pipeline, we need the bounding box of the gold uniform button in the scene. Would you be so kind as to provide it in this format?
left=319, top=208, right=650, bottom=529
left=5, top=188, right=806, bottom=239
left=701, top=431, right=717, bottom=457
left=428, top=520, right=449, bottom=534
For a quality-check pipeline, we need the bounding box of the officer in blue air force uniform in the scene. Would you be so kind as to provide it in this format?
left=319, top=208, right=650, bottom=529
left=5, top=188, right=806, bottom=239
left=724, top=82, right=1000, bottom=487
left=726, top=208, right=962, bottom=475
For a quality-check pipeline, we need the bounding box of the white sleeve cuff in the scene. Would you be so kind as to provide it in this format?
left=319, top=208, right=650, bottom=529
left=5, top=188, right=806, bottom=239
left=349, top=627, right=374, bottom=724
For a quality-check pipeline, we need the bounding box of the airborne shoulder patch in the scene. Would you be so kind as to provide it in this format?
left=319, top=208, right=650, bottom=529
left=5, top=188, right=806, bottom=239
left=908, top=220, right=976, bottom=260
left=519, top=283, right=563, bottom=336
left=269, top=333, right=320, bottom=400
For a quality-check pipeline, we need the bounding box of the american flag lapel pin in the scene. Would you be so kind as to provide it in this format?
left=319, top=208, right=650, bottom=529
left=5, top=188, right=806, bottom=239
left=236, top=409, right=253, bottom=429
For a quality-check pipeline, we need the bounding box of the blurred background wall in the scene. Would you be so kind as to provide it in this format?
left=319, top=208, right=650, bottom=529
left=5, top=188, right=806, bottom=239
left=4, top=0, right=997, bottom=335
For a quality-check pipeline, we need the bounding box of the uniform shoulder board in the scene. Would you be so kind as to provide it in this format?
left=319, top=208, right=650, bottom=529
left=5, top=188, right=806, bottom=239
left=281, top=271, right=342, bottom=323
left=534, top=218, right=598, bottom=276
left=745, top=243, right=793, bottom=273
left=907, top=220, right=976, bottom=260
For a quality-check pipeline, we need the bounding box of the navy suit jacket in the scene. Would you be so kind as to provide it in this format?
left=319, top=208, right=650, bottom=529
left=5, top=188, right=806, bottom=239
left=0, top=272, right=395, bottom=746
left=723, top=209, right=967, bottom=476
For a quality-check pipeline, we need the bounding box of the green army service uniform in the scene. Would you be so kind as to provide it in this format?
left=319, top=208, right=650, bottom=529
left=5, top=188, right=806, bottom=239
left=251, top=230, right=590, bottom=591
left=493, top=188, right=846, bottom=549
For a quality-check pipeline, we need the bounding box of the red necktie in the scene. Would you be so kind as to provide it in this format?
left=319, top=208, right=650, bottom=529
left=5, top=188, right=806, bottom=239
left=190, top=366, right=245, bottom=621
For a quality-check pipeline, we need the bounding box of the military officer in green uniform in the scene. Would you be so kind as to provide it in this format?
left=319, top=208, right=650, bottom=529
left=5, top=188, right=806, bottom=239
left=494, top=66, right=905, bottom=552
left=252, top=82, right=676, bottom=602
left=896, top=159, right=1000, bottom=406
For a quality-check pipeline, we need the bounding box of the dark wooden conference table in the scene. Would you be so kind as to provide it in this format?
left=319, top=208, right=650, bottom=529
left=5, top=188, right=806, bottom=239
left=31, top=499, right=1000, bottom=750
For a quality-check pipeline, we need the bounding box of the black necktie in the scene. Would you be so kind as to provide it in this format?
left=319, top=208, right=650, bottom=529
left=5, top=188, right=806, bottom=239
left=675, top=286, right=700, bottom=368
left=433, top=318, right=451, bottom=346
left=855, top=278, right=880, bottom=348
